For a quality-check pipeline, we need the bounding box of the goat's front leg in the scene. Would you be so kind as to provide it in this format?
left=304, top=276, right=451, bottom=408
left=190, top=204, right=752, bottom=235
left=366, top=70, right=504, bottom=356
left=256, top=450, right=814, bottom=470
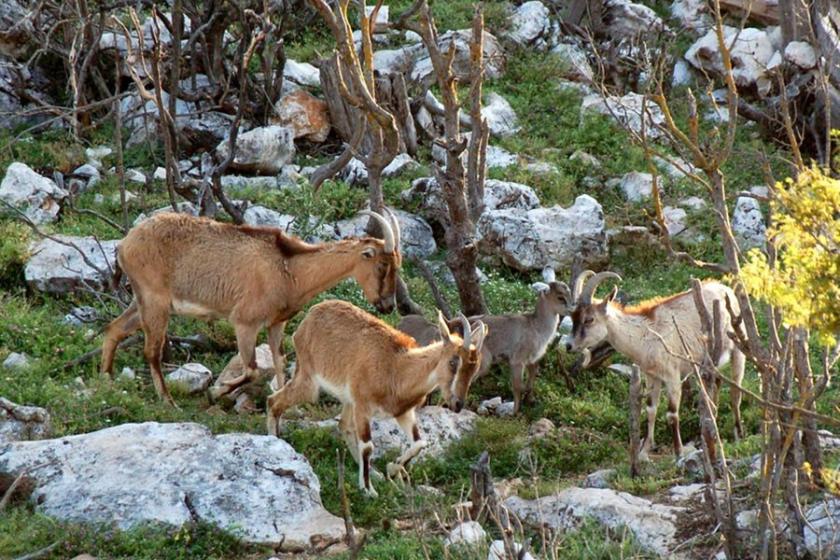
left=354, top=408, right=378, bottom=497
left=511, top=363, right=526, bottom=414
left=524, top=362, right=540, bottom=405
left=665, top=380, right=684, bottom=458
left=387, top=409, right=427, bottom=485
left=640, top=376, right=662, bottom=461
left=265, top=362, right=317, bottom=436
left=267, top=321, right=287, bottom=390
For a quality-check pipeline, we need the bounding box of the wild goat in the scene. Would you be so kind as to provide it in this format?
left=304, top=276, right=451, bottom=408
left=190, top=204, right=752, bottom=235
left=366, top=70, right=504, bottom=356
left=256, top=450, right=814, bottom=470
left=100, top=210, right=403, bottom=405
left=565, top=272, right=745, bottom=458
left=266, top=299, right=487, bottom=496
left=400, top=267, right=576, bottom=413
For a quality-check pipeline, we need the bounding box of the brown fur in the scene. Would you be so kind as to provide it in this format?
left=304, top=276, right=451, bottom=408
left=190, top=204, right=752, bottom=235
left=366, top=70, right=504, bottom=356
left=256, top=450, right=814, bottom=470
left=99, top=212, right=402, bottom=405
left=267, top=300, right=486, bottom=495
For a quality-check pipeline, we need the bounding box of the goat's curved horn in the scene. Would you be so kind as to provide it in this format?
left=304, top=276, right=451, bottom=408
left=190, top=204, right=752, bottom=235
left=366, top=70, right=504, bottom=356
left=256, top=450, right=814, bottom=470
left=457, top=313, right=471, bottom=348
left=383, top=207, right=401, bottom=253
left=360, top=210, right=395, bottom=253
left=572, top=270, right=595, bottom=303
left=578, top=271, right=622, bottom=305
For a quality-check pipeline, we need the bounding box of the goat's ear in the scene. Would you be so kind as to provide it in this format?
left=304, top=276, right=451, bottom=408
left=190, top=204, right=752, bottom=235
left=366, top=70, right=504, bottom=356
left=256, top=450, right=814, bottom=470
left=361, top=247, right=376, bottom=259
left=437, top=310, right=451, bottom=339
left=471, top=322, right=488, bottom=351
left=542, top=266, right=556, bottom=283
left=603, top=285, right=619, bottom=305
left=531, top=282, right=550, bottom=294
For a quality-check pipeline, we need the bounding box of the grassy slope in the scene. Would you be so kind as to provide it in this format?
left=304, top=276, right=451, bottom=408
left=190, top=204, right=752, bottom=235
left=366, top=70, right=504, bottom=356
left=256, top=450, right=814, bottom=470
left=1, top=3, right=837, bottom=559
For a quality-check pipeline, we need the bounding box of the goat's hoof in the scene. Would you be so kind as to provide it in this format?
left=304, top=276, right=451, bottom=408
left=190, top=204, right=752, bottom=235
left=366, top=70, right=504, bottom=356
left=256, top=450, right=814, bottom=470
left=386, top=462, right=409, bottom=485
left=266, top=415, right=282, bottom=437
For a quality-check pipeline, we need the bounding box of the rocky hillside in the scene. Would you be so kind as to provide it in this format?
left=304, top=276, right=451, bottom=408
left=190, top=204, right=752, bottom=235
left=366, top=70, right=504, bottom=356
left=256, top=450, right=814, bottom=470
left=1, top=1, right=839, bottom=559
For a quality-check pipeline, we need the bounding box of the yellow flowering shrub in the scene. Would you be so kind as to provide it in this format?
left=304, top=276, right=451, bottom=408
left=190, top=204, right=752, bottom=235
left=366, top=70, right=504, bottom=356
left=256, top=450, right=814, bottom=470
left=741, top=165, right=840, bottom=346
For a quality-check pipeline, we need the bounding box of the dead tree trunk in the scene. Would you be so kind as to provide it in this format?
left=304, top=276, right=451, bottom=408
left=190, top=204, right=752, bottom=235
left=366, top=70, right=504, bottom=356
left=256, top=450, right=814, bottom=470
left=397, top=1, right=488, bottom=316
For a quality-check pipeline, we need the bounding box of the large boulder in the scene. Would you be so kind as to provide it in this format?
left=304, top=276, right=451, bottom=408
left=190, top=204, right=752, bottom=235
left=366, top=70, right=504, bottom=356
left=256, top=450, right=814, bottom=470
left=0, top=58, right=51, bottom=130
left=803, top=498, right=840, bottom=559
left=482, top=92, right=520, bottom=138
left=552, top=43, right=594, bottom=82
left=603, top=0, right=667, bottom=40
left=0, top=1, right=33, bottom=59
left=669, top=0, right=711, bottom=32
left=0, top=422, right=345, bottom=550
left=505, top=488, right=683, bottom=558
left=581, top=92, right=665, bottom=139
left=411, top=29, right=505, bottom=86
left=0, top=162, right=67, bottom=224
left=25, top=236, right=118, bottom=294
left=301, top=406, right=476, bottom=461
left=505, top=1, right=553, bottom=49
left=272, top=90, right=331, bottom=143
left=402, top=177, right=540, bottom=228
left=284, top=59, right=321, bottom=88
left=685, top=27, right=775, bottom=95
left=216, top=125, right=295, bottom=175
left=0, top=397, right=51, bottom=444
left=476, top=195, right=607, bottom=271
left=336, top=209, right=436, bottom=259
left=731, top=196, right=766, bottom=249
left=616, top=171, right=653, bottom=202
left=242, top=206, right=334, bottom=242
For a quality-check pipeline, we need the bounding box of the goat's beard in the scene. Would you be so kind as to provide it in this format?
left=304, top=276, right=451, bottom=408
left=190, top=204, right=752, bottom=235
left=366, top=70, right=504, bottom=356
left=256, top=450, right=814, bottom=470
left=580, top=348, right=591, bottom=368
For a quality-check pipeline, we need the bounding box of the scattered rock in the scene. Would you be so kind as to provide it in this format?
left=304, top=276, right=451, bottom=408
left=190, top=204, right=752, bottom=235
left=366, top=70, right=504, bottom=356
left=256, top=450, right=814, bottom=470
left=476, top=397, right=514, bottom=417
left=0, top=397, right=50, bottom=443
left=488, top=540, right=536, bottom=560
left=669, top=0, right=711, bottom=31
left=403, top=177, right=540, bottom=228
left=528, top=418, right=556, bottom=439
left=214, top=343, right=276, bottom=397
left=132, top=202, right=199, bottom=226
left=570, top=150, right=602, bottom=168
left=63, top=306, right=98, bottom=326
left=581, top=92, right=665, bottom=139
left=71, top=164, right=101, bottom=191
left=676, top=443, right=703, bottom=476
left=477, top=195, right=607, bottom=271
left=524, top=160, right=559, bottom=175
left=339, top=157, right=368, bottom=186
left=482, top=92, right=520, bottom=138
left=242, top=206, right=332, bottom=242
left=427, top=261, right=489, bottom=286
left=803, top=498, right=840, bottom=559
left=552, top=43, right=594, bottom=82
left=272, top=90, right=331, bottom=143
left=505, top=1, right=552, bottom=48
left=653, top=155, right=698, bottom=180
left=25, top=236, right=118, bottom=294
left=411, top=29, right=505, bottom=86
left=678, top=196, right=705, bottom=211
left=336, top=209, right=436, bottom=259
left=0, top=422, right=344, bottom=549
left=663, top=206, right=687, bottom=236
left=584, top=469, right=617, bottom=489
left=221, top=175, right=286, bottom=192
left=672, top=59, right=693, bottom=87
left=506, top=488, right=683, bottom=558
left=731, top=196, right=766, bottom=249
left=216, top=125, right=295, bottom=175
left=2, top=352, right=30, bottom=370
left=784, top=41, right=817, bottom=69
left=284, top=59, right=321, bottom=88
left=0, top=162, right=67, bottom=224
left=685, top=27, right=774, bottom=96
left=166, top=363, right=213, bottom=394
left=119, top=367, right=136, bottom=381
left=617, top=171, right=653, bottom=202
left=444, top=521, right=487, bottom=548
left=603, top=0, right=666, bottom=40
left=668, top=483, right=706, bottom=503
left=383, top=153, right=420, bottom=178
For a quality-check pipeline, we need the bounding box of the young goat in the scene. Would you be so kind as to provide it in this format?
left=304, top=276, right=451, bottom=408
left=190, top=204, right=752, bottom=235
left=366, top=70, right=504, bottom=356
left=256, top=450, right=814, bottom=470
left=266, top=299, right=486, bottom=496
left=400, top=268, right=574, bottom=414
left=565, top=272, right=746, bottom=458
left=101, top=210, right=402, bottom=405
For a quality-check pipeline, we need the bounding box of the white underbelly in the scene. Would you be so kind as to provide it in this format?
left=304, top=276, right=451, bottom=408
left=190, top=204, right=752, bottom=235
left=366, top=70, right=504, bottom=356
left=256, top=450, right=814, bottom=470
left=315, top=374, right=352, bottom=404
left=171, top=298, right=220, bottom=319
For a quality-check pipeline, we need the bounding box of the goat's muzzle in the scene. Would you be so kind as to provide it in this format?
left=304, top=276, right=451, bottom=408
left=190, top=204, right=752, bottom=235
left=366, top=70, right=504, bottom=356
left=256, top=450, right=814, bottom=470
left=375, top=297, right=395, bottom=314
left=450, top=397, right=464, bottom=413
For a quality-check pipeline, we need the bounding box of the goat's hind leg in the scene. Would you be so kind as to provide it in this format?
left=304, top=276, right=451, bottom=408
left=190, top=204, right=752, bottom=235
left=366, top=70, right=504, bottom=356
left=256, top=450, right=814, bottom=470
left=640, top=376, right=662, bottom=461
left=665, top=380, right=684, bottom=458
left=511, top=363, right=526, bottom=414
left=138, top=298, right=175, bottom=406
left=100, top=300, right=141, bottom=378
left=730, top=348, right=746, bottom=440
left=354, top=408, right=378, bottom=497
left=265, top=362, right=318, bottom=436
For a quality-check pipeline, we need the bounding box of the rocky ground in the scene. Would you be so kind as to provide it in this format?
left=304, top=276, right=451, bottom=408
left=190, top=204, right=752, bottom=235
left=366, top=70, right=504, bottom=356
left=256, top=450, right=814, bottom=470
left=1, top=0, right=839, bottom=559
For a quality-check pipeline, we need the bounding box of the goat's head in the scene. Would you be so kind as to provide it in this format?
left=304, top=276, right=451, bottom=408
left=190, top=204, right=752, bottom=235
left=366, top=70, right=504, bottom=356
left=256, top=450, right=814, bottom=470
left=565, top=271, right=622, bottom=353
left=354, top=209, right=403, bottom=314
left=531, top=267, right=573, bottom=316
left=436, top=312, right=487, bottom=413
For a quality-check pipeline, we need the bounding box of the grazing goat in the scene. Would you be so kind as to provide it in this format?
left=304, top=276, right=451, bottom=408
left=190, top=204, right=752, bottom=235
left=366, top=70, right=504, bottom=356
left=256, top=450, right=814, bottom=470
left=100, top=210, right=402, bottom=405
left=565, top=272, right=745, bottom=458
left=401, top=268, right=575, bottom=413
left=266, top=299, right=487, bottom=496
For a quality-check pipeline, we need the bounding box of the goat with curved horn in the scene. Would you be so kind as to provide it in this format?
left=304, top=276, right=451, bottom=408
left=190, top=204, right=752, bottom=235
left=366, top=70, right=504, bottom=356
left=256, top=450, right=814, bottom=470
left=572, top=270, right=595, bottom=303
left=382, top=207, right=402, bottom=252
left=578, top=272, right=623, bottom=305
left=360, top=210, right=395, bottom=254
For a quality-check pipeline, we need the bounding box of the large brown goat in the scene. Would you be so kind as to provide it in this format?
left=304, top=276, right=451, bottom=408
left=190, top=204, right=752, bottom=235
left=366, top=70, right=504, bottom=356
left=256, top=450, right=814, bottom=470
left=100, top=210, right=402, bottom=405
left=266, top=299, right=487, bottom=496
